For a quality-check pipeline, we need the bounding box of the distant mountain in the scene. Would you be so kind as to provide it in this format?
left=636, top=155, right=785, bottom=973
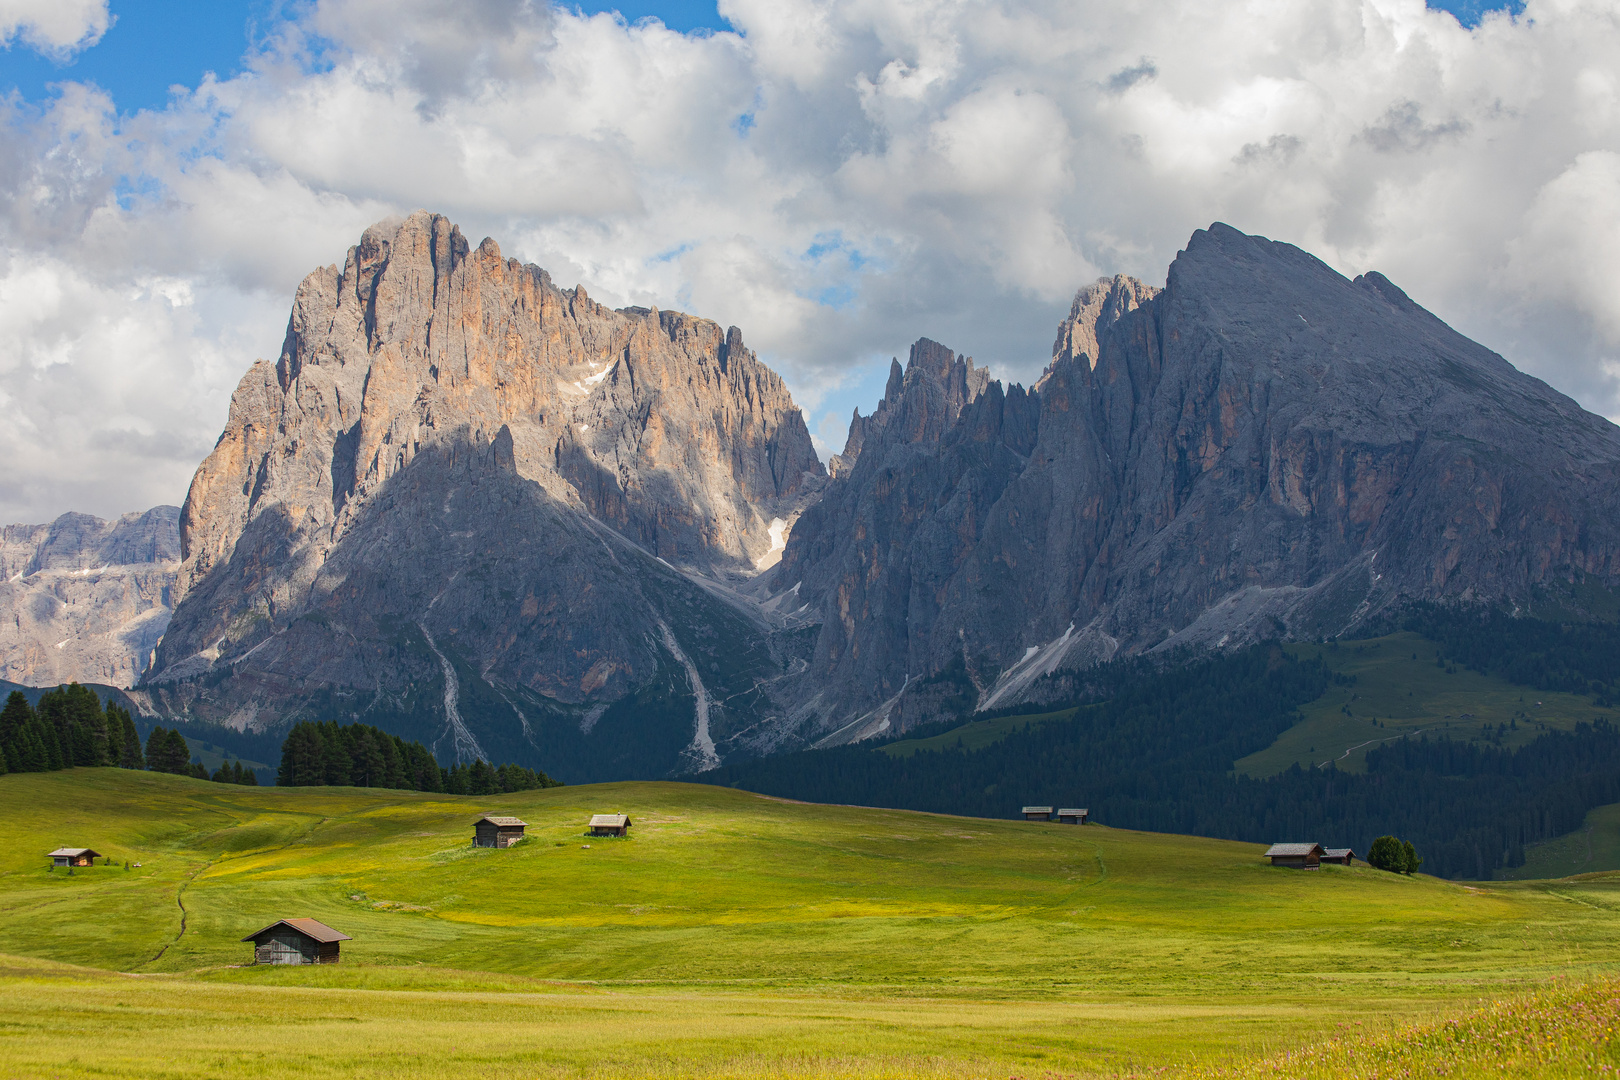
left=131, top=216, right=1620, bottom=778
left=0, top=507, right=179, bottom=688
left=142, top=211, right=823, bottom=778
left=770, top=225, right=1620, bottom=742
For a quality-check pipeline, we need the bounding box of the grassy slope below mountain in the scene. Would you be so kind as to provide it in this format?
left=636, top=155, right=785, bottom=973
left=3, top=768, right=1620, bottom=1078
left=1235, top=631, right=1609, bottom=777
left=1498, top=801, right=1620, bottom=881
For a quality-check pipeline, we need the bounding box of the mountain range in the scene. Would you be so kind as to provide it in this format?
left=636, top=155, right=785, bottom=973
left=7, top=213, right=1620, bottom=780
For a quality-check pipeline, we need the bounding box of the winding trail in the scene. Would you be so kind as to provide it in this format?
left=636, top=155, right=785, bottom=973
left=1318, top=728, right=1428, bottom=769
left=144, top=858, right=214, bottom=967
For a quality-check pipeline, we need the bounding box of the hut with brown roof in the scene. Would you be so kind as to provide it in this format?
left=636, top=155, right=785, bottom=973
left=588, top=813, right=631, bottom=837
left=47, top=848, right=100, bottom=868
left=241, top=919, right=352, bottom=965
left=1322, top=847, right=1357, bottom=866
left=473, top=816, right=528, bottom=848
left=1263, top=842, right=1325, bottom=869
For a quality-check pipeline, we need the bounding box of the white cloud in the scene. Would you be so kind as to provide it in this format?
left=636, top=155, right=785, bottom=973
left=2, top=0, right=1620, bottom=522
left=0, top=0, right=109, bottom=57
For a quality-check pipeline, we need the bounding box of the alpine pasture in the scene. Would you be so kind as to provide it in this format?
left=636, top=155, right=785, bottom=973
left=3, top=768, right=1620, bottom=1078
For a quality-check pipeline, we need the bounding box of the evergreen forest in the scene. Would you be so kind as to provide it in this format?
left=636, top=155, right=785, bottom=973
left=699, top=616, right=1620, bottom=880
left=274, top=720, right=561, bottom=794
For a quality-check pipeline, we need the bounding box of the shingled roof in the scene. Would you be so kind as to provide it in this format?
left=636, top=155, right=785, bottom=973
left=475, top=816, right=527, bottom=827
left=589, top=814, right=629, bottom=828
left=240, top=918, right=353, bottom=944
left=1263, top=843, right=1325, bottom=857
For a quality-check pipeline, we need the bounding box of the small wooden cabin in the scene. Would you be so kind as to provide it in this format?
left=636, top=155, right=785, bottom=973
left=1056, top=809, right=1088, bottom=825
left=589, top=813, right=631, bottom=837
left=473, top=816, right=528, bottom=848
left=241, top=918, right=352, bottom=965
left=1322, top=847, right=1356, bottom=866
left=1022, top=806, right=1054, bottom=821
left=1263, top=842, right=1325, bottom=869
left=48, top=848, right=100, bottom=868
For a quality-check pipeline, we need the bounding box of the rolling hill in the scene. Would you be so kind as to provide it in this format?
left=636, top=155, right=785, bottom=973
left=2, top=768, right=1620, bottom=1077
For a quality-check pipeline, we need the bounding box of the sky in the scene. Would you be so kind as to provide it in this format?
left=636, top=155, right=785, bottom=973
left=0, top=0, right=1610, bottom=526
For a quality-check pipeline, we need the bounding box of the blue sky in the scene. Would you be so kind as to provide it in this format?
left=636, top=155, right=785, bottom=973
left=0, top=1, right=730, bottom=113
left=0, top=0, right=1608, bottom=523
left=0, top=1, right=1517, bottom=116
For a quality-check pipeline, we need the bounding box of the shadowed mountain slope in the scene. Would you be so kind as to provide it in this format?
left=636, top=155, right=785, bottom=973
left=770, top=224, right=1620, bottom=740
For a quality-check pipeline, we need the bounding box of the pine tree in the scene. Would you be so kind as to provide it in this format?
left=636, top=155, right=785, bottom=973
left=0, top=691, right=34, bottom=771
left=468, top=759, right=496, bottom=795
left=113, top=709, right=144, bottom=769
left=1401, top=840, right=1422, bottom=875
left=145, top=726, right=170, bottom=772
left=241, top=766, right=259, bottom=786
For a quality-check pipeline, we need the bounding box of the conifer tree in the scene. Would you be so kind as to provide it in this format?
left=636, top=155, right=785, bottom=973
left=1401, top=840, right=1422, bottom=875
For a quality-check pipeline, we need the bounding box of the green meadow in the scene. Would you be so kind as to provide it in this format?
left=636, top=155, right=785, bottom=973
left=1236, top=631, right=1610, bottom=777
left=3, top=768, right=1620, bottom=1077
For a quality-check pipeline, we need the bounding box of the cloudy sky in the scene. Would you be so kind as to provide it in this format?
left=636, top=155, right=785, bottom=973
left=0, top=0, right=1614, bottom=525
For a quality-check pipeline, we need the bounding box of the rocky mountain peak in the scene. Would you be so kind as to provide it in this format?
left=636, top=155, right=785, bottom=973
left=1050, top=274, right=1159, bottom=372
left=148, top=211, right=824, bottom=754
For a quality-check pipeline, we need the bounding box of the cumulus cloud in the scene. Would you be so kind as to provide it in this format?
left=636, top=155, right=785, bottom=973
left=0, top=0, right=109, bottom=57
left=1, top=0, right=1619, bottom=523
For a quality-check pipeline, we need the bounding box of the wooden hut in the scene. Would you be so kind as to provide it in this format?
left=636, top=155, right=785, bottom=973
left=1322, top=847, right=1357, bottom=866
left=588, top=813, right=631, bottom=837
left=1263, top=842, right=1325, bottom=869
left=47, top=848, right=100, bottom=868
left=1056, top=809, right=1089, bottom=825
left=1022, top=806, right=1054, bottom=821
left=473, top=815, right=528, bottom=848
left=241, top=919, right=352, bottom=965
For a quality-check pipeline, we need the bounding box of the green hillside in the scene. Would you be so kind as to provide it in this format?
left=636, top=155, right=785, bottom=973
left=1236, top=631, right=1609, bottom=777
left=3, top=768, right=1620, bottom=1076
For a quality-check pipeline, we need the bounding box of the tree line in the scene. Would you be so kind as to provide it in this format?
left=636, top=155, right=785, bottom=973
left=1, top=686, right=263, bottom=783
left=2, top=685, right=144, bottom=774
left=697, top=640, right=1620, bottom=879
left=275, top=720, right=560, bottom=793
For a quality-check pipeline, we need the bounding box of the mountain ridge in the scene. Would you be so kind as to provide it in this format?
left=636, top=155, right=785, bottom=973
left=9, top=214, right=1620, bottom=782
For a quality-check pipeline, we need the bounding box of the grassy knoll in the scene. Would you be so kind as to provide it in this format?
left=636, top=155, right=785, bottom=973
left=880, top=705, right=1082, bottom=757
left=1237, top=632, right=1610, bottom=776
left=4, top=768, right=1620, bottom=1076
left=1499, top=801, right=1620, bottom=881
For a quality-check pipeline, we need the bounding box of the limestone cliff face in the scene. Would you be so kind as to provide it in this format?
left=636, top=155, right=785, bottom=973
left=773, top=224, right=1620, bottom=738
left=146, top=212, right=822, bottom=776
left=0, top=508, right=179, bottom=688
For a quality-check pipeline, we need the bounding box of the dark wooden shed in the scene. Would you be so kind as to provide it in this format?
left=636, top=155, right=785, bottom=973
left=241, top=918, right=352, bottom=965
left=473, top=815, right=528, bottom=848
left=48, top=848, right=101, bottom=868
left=1022, top=806, right=1053, bottom=821
left=589, top=813, right=631, bottom=837
left=1263, top=842, right=1325, bottom=869
left=1323, top=847, right=1357, bottom=866
left=1056, top=809, right=1088, bottom=825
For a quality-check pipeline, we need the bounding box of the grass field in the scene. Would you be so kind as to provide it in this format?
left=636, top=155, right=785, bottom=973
left=1236, top=632, right=1611, bottom=777
left=5, top=768, right=1620, bottom=1077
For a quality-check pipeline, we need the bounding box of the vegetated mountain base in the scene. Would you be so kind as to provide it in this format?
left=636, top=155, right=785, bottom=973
left=3, top=768, right=1620, bottom=1078
left=699, top=608, right=1620, bottom=880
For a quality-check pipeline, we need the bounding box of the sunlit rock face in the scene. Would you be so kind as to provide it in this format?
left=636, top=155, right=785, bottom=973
left=145, top=211, right=822, bottom=777
left=0, top=508, right=180, bottom=688
left=774, top=224, right=1620, bottom=740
